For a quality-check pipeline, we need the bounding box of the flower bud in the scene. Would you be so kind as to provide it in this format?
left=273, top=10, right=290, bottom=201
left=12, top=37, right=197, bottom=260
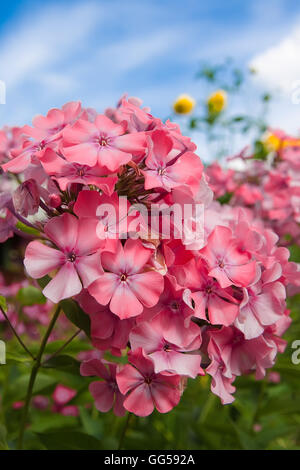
left=12, top=178, right=40, bottom=217
left=49, top=193, right=61, bottom=208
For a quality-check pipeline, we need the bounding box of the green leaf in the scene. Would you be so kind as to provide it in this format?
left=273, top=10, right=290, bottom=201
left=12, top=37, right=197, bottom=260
left=61, top=299, right=90, bottom=337
left=30, top=414, right=78, bottom=433
left=79, top=406, right=103, bottom=439
left=17, top=286, right=46, bottom=306
left=289, top=244, right=300, bottom=263
left=0, top=425, right=9, bottom=450
left=0, top=295, right=7, bottom=313
left=8, top=373, right=57, bottom=403
left=36, top=431, right=101, bottom=450
left=37, top=275, right=51, bottom=289
left=43, top=354, right=80, bottom=375
left=217, top=192, right=233, bottom=205
left=6, top=351, right=32, bottom=364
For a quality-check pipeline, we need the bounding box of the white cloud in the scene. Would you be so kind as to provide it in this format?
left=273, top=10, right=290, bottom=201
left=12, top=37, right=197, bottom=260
left=0, top=1, right=184, bottom=126
left=0, top=2, right=102, bottom=88
left=249, top=23, right=300, bottom=94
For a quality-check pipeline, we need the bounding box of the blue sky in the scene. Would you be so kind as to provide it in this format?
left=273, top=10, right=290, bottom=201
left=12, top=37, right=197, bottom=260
left=1, top=0, right=300, bottom=155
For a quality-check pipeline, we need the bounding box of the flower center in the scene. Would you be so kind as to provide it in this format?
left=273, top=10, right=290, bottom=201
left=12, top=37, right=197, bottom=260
left=67, top=252, right=76, bottom=262
left=120, top=273, right=127, bottom=282
left=157, top=167, right=165, bottom=175
left=144, top=376, right=152, bottom=385
left=97, top=136, right=109, bottom=147
left=163, top=343, right=172, bottom=352
left=170, top=301, right=179, bottom=311
left=36, top=140, right=46, bottom=151
left=218, top=260, right=225, bottom=269
left=76, top=166, right=86, bottom=177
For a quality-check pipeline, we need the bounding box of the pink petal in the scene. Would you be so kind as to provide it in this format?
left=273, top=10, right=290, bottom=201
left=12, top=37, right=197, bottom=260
left=110, top=283, right=144, bottom=319
left=225, top=261, right=257, bottom=287
left=24, top=241, right=64, bottom=278
left=130, top=321, right=163, bottom=353
left=150, top=130, right=173, bottom=164
left=43, top=262, right=82, bottom=302
left=123, top=383, right=154, bottom=417
left=116, top=364, right=144, bottom=395
left=45, top=213, right=78, bottom=252
left=63, top=119, right=97, bottom=144
left=76, top=252, right=103, bottom=288
left=101, top=241, right=125, bottom=274
left=88, top=273, right=119, bottom=306
left=151, top=350, right=201, bottom=378
left=128, top=271, right=164, bottom=308
left=73, top=190, right=102, bottom=218
left=114, top=132, right=146, bottom=153
left=89, top=381, right=114, bottom=413
left=75, top=218, right=104, bottom=255
left=151, top=377, right=181, bottom=413
left=114, top=392, right=126, bottom=417
left=94, top=115, right=125, bottom=136
left=97, top=147, right=131, bottom=171
left=40, top=148, right=66, bottom=174
left=80, top=359, right=111, bottom=380
left=123, top=238, right=152, bottom=274
left=2, top=152, right=31, bottom=173
left=64, top=143, right=98, bottom=167
left=53, top=384, right=76, bottom=406
left=207, top=293, right=239, bottom=326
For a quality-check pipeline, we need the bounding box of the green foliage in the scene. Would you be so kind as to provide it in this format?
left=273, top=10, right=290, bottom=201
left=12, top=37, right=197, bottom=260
left=17, top=286, right=46, bottom=306
left=0, top=295, right=7, bottom=312
left=60, top=299, right=91, bottom=337
left=217, top=192, right=233, bottom=205
left=36, top=431, right=101, bottom=450
left=0, top=292, right=299, bottom=450
left=42, top=354, right=80, bottom=375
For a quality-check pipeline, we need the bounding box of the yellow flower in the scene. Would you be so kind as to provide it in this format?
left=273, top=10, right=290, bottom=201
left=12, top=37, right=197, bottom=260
left=173, top=94, right=196, bottom=114
left=263, top=132, right=300, bottom=153
left=263, top=133, right=281, bottom=153
left=207, top=89, right=227, bottom=114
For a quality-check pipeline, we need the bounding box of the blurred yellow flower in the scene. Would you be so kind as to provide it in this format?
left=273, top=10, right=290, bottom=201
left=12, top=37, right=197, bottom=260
left=173, top=94, right=196, bottom=114
left=207, top=89, right=227, bottom=114
left=263, top=133, right=281, bottom=152
left=263, top=132, right=300, bottom=153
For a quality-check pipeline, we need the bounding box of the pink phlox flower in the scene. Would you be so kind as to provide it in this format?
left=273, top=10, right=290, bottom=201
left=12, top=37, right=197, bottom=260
left=116, top=348, right=182, bottom=416
left=80, top=358, right=125, bottom=416
left=88, top=239, right=164, bottom=319
left=24, top=213, right=104, bottom=303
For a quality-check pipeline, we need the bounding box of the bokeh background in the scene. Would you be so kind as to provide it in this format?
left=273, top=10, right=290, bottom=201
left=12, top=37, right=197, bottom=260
left=1, top=0, right=300, bottom=145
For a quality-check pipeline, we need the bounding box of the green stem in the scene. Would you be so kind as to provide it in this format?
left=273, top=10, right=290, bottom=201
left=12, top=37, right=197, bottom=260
left=0, top=306, right=35, bottom=360
left=199, top=392, right=216, bottom=424
left=17, top=304, right=61, bottom=450
left=252, top=379, right=266, bottom=429
left=41, top=329, right=81, bottom=365
left=118, top=412, right=132, bottom=450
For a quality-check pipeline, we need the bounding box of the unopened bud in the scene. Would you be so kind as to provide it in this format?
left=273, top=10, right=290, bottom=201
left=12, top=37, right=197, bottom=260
left=13, top=179, right=40, bottom=217
left=49, top=193, right=61, bottom=209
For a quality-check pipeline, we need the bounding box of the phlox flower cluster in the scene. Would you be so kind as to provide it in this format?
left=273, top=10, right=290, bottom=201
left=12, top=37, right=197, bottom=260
left=0, top=99, right=298, bottom=416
